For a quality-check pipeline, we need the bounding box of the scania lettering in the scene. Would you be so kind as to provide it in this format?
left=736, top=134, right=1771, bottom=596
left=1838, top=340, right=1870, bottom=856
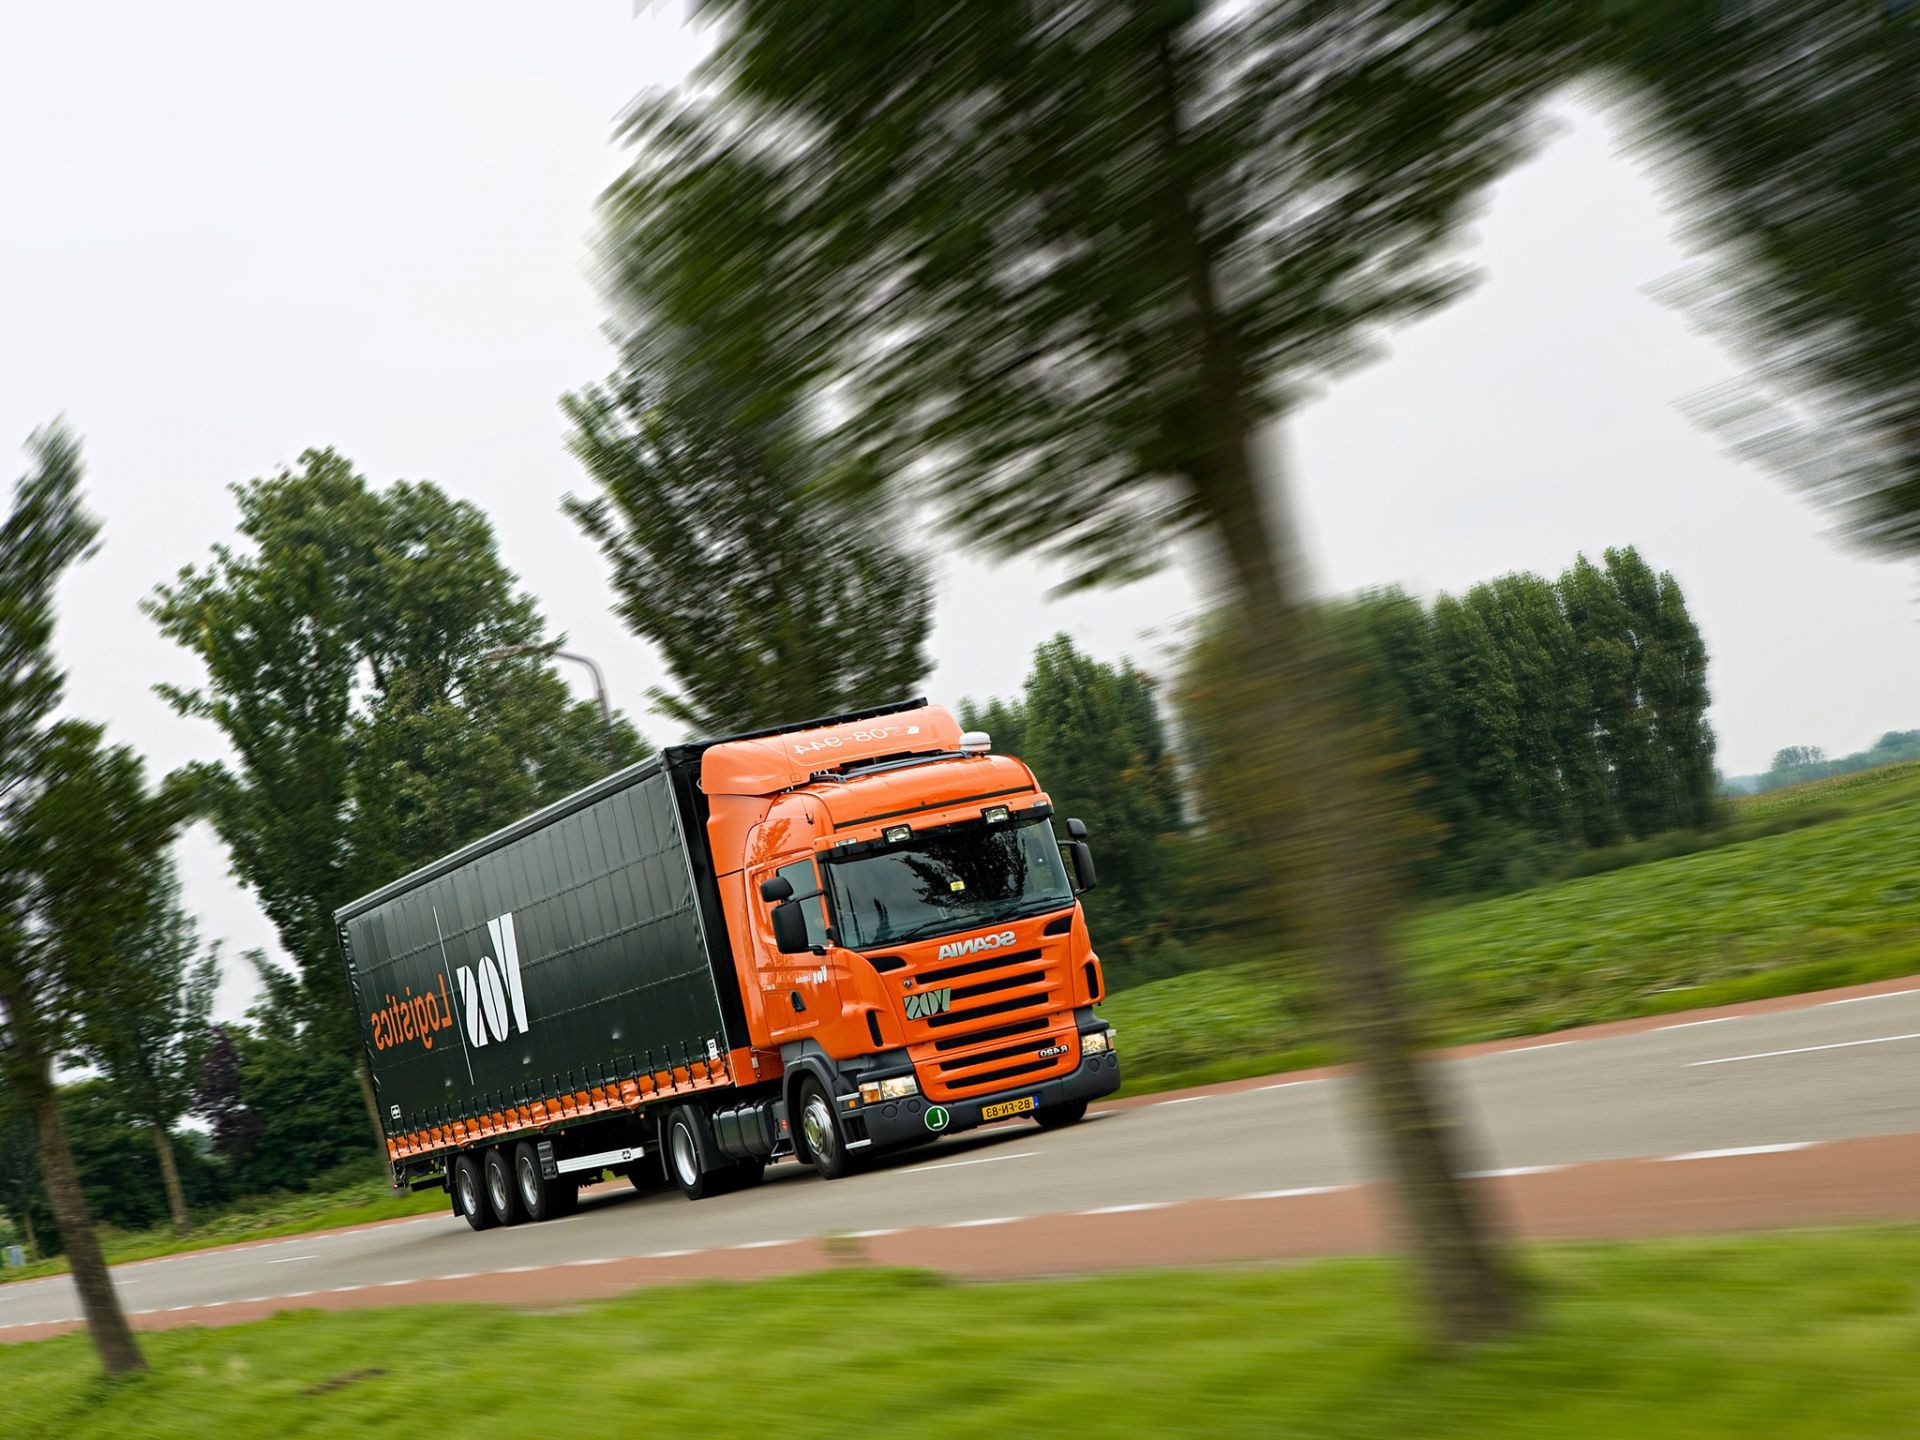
left=337, top=699, right=1119, bottom=1231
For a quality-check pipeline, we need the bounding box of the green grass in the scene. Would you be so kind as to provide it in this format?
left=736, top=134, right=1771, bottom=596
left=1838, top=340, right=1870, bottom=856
left=0, top=1177, right=444, bottom=1287
left=1108, top=765, right=1920, bottom=1091
left=5, top=1226, right=1916, bottom=1437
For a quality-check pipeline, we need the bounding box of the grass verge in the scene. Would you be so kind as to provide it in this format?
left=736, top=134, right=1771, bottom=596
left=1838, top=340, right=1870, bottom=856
left=5, top=1226, right=1916, bottom=1438
left=0, top=1178, right=444, bottom=1286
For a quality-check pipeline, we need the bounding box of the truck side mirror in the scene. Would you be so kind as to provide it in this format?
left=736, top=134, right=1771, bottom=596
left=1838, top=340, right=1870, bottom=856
left=1065, top=817, right=1089, bottom=840
left=1067, top=840, right=1097, bottom=894
left=770, top=900, right=812, bottom=955
left=759, top=875, right=795, bottom=903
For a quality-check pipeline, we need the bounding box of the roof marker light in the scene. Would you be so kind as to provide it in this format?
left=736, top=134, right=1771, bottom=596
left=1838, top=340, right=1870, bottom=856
left=959, top=730, right=991, bottom=755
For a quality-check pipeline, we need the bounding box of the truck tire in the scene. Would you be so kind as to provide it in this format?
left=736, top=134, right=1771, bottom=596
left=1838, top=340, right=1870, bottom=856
left=513, top=1140, right=574, bottom=1223
left=452, top=1152, right=495, bottom=1232
left=795, top=1076, right=856, bottom=1181
left=1034, top=1098, right=1089, bottom=1130
left=484, top=1145, right=527, bottom=1226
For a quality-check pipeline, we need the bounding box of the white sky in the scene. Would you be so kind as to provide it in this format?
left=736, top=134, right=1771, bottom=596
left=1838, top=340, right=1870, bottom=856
left=3, top=4, right=1914, bottom=1023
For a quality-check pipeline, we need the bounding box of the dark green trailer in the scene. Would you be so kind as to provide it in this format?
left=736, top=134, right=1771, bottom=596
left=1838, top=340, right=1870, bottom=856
left=335, top=754, right=757, bottom=1225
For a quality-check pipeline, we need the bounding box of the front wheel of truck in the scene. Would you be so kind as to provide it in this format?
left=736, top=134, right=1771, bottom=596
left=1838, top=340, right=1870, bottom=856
left=795, top=1077, right=856, bottom=1181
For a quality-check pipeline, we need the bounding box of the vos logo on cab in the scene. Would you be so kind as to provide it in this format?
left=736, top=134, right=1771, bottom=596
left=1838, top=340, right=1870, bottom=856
left=903, top=988, right=952, bottom=1021
left=935, top=929, right=1016, bottom=961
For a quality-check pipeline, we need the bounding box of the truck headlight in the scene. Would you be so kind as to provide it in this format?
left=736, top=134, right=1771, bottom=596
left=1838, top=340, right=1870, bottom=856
left=883, top=824, right=912, bottom=843
left=859, top=1075, right=920, bottom=1105
left=1081, top=1030, right=1114, bottom=1055
left=982, top=805, right=1011, bottom=824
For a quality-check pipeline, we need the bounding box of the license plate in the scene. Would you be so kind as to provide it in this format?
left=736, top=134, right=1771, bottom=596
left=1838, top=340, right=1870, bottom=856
left=981, top=1095, right=1036, bottom=1121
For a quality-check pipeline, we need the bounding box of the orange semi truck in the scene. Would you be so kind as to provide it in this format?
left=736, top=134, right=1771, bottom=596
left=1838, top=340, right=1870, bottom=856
left=336, top=699, right=1119, bottom=1228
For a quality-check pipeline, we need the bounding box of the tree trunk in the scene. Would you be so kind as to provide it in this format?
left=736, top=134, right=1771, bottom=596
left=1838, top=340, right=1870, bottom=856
left=30, top=1084, right=145, bottom=1375
left=1141, top=16, right=1523, bottom=1344
left=150, top=1123, right=190, bottom=1236
left=1197, top=421, right=1525, bottom=1345
left=20, top=1207, right=38, bottom=1263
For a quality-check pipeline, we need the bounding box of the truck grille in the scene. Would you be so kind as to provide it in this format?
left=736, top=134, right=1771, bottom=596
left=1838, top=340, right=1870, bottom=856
left=905, top=944, right=1074, bottom=1099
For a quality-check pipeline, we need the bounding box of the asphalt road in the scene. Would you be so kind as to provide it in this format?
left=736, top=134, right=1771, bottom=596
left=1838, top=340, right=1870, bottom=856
left=5, top=981, right=1917, bottom=1332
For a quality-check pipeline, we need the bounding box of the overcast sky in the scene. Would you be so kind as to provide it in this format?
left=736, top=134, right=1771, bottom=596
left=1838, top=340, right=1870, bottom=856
left=4, top=3, right=1915, bottom=1022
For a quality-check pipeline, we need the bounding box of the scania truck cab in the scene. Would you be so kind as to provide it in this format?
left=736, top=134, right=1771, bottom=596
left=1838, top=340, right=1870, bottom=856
left=695, top=703, right=1118, bottom=1177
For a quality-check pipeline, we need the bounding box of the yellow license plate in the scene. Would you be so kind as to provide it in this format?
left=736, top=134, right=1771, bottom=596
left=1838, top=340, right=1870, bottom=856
left=981, top=1096, right=1036, bottom=1121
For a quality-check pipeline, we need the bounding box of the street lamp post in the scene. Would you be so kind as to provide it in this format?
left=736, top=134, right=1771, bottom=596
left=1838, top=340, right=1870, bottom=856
left=481, top=644, right=619, bottom=764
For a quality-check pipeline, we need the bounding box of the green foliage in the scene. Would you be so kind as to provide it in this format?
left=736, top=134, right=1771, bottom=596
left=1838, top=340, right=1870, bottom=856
left=5, top=1230, right=1920, bottom=1436
left=76, top=860, right=218, bottom=1137
left=1280, top=549, right=1714, bottom=897
left=610, top=3, right=1570, bottom=588
left=1601, top=3, right=1920, bottom=558
left=564, top=347, right=933, bottom=734
left=25, top=1082, right=222, bottom=1240
left=963, top=636, right=1181, bottom=986
left=146, top=451, right=647, bottom=1056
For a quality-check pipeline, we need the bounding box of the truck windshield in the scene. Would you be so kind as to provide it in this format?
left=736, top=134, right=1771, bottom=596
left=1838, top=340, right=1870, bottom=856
left=823, top=816, right=1073, bottom=949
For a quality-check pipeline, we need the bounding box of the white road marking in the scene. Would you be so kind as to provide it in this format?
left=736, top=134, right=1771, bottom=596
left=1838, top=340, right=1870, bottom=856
left=946, top=1215, right=1020, bottom=1229
left=644, top=1249, right=693, bottom=1259
left=1157, top=1095, right=1211, bottom=1106
left=1690, top=1033, right=1920, bottom=1066
left=846, top=1228, right=900, bottom=1239
left=329, top=1285, right=366, bottom=1293
left=1823, top=989, right=1920, bottom=1007
left=1655, top=1017, right=1736, bottom=1031
left=264, top=1254, right=316, bottom=1264
left=730, top=1238, right=789, bottom=1250
left=912, top=1150, right=1038, bottom=1173
left=1507, top=1041, right=1572, bottom=1053
left=1659, top=1142, right=1816, bottom=1162
left=1253, top=1079, right=1328, bottom=1092
left=1080, top=1201, right=1176, bottom=1215
left=1232, top=1185, right=1350, bottom=1202
left=1467, top=1165, right=1569, bottom=1179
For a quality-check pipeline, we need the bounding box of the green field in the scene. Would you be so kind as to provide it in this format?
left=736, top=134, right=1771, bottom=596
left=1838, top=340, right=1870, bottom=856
left=6, top=1227, right=1915, bottom=1438
left=0, top=1178, right=443, bottom=1287
left=1109, top=764, right=1920, bottom=1091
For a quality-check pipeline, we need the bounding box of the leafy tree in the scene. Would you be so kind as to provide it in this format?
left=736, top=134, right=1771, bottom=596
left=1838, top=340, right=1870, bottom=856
left=193, top=1024, right=261, bottom=1168
left=964, top=636, right=1180, bottom=986
left=76, top=861, right=219, bottom=1235
left=565, top=348, right=934, bottom=734
left=0, top=426, right=185, bottom=1375
left=1593, top=2, right=1920, bottom=558
left=607, top=1, right=1575, bottom=1339
left=147, top=453, right=647, bottom=1107
left=0, top=1099, right=46, bottom=1262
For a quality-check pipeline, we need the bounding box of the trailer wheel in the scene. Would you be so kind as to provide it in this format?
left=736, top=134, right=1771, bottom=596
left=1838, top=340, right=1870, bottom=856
left=1035, top=1098, right=1089, bottom=1130
left=795, top=1076, right=855, bottom=1181
left=484, top=1145, right=526, bottom=1225
left=512, top=1140, right=572, bottom=1223
left=452, top=1153, right=495, bottom=1232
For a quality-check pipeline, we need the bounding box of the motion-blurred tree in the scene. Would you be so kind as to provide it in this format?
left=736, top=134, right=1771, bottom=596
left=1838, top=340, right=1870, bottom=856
left=0, top=426, right=185, bottom=1376
left=77, top=861, right=219, bottom=1236
left=565, top=347, right=933, bottom=734
left=1593, top=1, right=1920, bottom=557
left=607, top=0, right=1574, bottom=1340
left=147, top=453, right=648, bottom=1128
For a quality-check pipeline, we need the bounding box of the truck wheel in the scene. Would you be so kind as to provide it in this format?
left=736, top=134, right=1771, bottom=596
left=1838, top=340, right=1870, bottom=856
left=484, top=1145, right=526, bottom=1225
left=513, top=1140, right=572, bottom=1223
left=452, top=1153, right=495, bottom=1232
left=1034, top=1098, right=1089, bottom=1130
left=795, top=1077, right=855, bottom=1181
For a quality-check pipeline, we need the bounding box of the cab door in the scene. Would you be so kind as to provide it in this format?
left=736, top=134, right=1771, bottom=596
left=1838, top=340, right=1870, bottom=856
left=748, top=851, right=839, bottom=1045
